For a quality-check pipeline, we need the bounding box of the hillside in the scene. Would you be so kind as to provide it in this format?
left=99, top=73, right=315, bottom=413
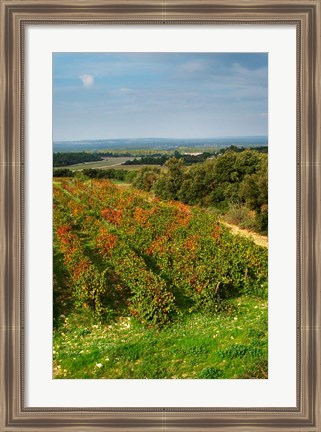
left=53, top=178, right=268, bottom=379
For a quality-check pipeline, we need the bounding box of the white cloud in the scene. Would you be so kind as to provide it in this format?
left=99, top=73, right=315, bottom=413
left=79, top=74, right=94, bottom=87
left=118, top=87, right=134, bottom=94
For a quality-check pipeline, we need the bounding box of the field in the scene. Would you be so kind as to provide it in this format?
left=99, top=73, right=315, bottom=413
left=53, top=177, right=268, bottom=379
left=55, top=156, right=170, bottom=172
left=55, top=156, right=135, bottom=170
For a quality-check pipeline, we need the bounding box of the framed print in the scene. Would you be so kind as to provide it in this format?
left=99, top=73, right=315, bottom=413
left=0, top=0, right=320, bottom=431
left=51, top=50, right=269, bottom=383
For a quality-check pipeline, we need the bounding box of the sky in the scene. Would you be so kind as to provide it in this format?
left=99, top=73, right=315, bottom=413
left=53, top=52, right=268, bottom=141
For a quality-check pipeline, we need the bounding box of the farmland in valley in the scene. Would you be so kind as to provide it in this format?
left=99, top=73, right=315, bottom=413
left=54, top=156, right=135, bottom=170
left=53, top=177, right=268, bottom=379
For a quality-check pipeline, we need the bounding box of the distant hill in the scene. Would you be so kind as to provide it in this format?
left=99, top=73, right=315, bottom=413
left=53, top=136, right=268, bottom=153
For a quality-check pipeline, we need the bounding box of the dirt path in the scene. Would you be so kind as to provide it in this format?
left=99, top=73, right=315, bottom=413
left=222, top=222, right=268, bottom=248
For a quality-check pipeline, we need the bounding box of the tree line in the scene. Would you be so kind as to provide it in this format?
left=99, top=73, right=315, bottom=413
left=123, top=152, right=213, bottom=166
left=133, top=149, right=268, bottom=233
left=53, top=167, right=136, bottom=183
left=53, top=152, right=103, bottom=167
left=53, top=148, right=268, bottom=233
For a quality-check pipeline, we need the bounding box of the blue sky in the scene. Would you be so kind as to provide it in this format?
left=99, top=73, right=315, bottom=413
left=53, top=53, right=268, bottom=141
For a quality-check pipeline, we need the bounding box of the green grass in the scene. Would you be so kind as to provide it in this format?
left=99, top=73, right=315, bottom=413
left=53, top=295, right=267, bottom=379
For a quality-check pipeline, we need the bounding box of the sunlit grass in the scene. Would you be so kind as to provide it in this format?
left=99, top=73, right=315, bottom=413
left=53, top=295, right=267, bottom=379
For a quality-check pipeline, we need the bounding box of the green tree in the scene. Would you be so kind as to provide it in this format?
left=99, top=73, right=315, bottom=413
left=178, top=164, right=208, bottom=205
left=134, top=167, right=161, bottom=192
left=239, top=156, right=268, bottom=232
left=154, top=158, right=185, bottom=200
left=53, top=168, right=74, bottom=177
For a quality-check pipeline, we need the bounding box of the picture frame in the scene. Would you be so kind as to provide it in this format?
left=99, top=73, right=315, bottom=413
left=0, top=0, right=320, bottom=430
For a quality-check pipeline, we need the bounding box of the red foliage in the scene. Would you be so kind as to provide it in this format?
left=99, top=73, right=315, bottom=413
left=184, top=235, right=199, bottom=253
left=56, top=225, right=71, bottom=236
left=212, top=224, right=222, bottom=241
left=101, top=208, right=122, bottom=225
left=147, top=236, right=169, bottom=256
left=134, top=208, right=150, bottom=225
left=96, top=228, right=118, bottom=257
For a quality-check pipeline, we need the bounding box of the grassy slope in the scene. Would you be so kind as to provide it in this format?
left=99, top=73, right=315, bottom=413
left=53, top=294, right=267, bottom=379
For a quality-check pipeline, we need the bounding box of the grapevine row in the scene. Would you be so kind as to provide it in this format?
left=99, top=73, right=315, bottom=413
left=53, top=178, right=268, bottom=327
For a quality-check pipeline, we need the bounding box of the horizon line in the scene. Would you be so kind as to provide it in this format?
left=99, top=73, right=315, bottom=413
left=54, top=135, right=268, bottom=144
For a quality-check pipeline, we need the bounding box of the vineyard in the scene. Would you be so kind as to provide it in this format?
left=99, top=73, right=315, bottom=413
left=53, top=178, right=268, bottom=379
